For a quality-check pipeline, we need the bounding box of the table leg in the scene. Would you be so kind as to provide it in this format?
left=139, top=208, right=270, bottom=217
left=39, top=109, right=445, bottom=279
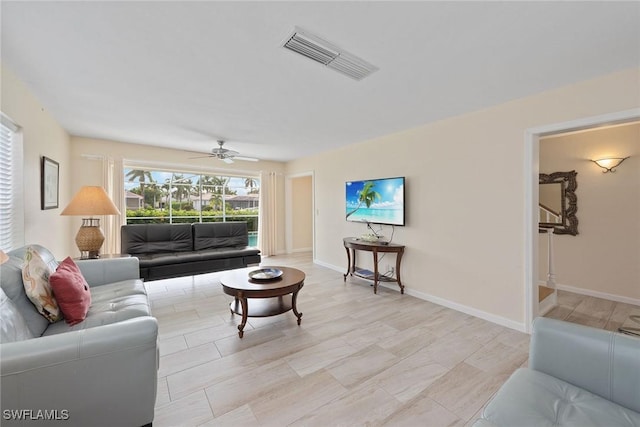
left=373, top=251, right=379, bottom=294
left=238, top=293, right=248, bottom=338
left=396, top=251, right=404, bottom=294
left=292, top=287, right=303, bottom=325
left=343, top=246, right=351, bottom=281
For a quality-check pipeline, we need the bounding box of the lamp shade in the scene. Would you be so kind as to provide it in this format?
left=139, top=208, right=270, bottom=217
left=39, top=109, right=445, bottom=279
left=61, top=186, right=120, bottom=216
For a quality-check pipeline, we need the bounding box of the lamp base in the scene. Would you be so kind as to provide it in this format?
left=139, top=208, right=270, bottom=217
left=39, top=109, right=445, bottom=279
left=79, top=250, right=101, bottom=260
left=75, top=218, right=105, bottom=259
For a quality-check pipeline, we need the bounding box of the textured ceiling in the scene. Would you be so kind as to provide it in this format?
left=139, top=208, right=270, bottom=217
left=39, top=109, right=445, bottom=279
left=2, top=1, right=639, bottom=162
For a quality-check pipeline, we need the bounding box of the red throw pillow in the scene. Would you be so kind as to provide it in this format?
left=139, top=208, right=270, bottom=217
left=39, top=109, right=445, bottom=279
left=49, top=257, right=92, bottom=325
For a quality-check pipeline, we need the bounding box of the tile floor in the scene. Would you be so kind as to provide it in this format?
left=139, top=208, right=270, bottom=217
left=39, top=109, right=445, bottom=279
left=148, top=252, right=635, bottom=426
left=544, top=289, right=639, bottom=331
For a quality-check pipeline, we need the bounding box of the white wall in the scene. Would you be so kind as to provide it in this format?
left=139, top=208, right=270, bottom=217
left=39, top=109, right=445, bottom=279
left=286, top=68, right=640, bottom=330
left=290, top=175, right=313, bottom=252
left=1, top=64, right=72, bottom=257
left=539, top=123, right=640, bottom=302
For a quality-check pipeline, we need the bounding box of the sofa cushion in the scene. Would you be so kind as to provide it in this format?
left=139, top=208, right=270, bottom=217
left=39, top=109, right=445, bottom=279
left=121, top=223, right=193, bottom=254
left=482, top=368, right=640, bottom=427
left=49, top=257, right=92, bottom=325
left=43, top=279, right=150, bottom=336
left=198, top=247, right=261, bottom=260
left=0, top=256, right=50, bottom=337
left=136, top=247, right=261, bottom=268
left=193, top=222, right=249, bottom=250
left=0, top=288, right=34, bottom=343
left=21, top=246, right=61, bottom=323
left=136, top=252, right=205, bottom=268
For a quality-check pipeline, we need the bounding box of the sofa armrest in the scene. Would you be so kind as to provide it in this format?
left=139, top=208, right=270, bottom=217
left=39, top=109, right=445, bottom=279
left=530, top=317, right=640, bottom=412
left=1, top=317, right=158, bottom=427
left=75, top=257, right=140, bottom=287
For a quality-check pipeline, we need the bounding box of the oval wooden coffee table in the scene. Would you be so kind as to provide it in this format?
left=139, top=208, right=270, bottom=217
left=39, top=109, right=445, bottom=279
left=221, top=266, right=305, bottom=338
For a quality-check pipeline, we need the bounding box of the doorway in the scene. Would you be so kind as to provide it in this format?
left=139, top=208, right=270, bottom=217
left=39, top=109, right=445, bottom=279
left=285, top=172, right=314, bottom=256
left=524, top=108, right=640, bottom=333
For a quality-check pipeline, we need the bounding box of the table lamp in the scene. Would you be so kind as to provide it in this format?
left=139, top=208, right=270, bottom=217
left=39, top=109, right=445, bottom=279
left=61, top=186, right=120, bottom=259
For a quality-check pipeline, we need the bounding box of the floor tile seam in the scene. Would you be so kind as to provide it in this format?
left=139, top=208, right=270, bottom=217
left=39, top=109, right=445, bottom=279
left=158, top=352, right=230, bottom=380
left=247, top=337, right=328, bottom=365
left=205, top=372, right=315, bottom=422
left=164, top=360, right=263, bottom=404
left=570, top=307, right=617, bottom=321
left=464, top=352, right=529, bottom=376
left=246, top=376, right=351, bottom=426
left=323, top=346, right=402, bottom=389
left=602, top=302, right=620, bottom=325
left=380, top=391, right=462, bottom=426
left=282, top=378, right=398, bottom=426
left=281, top=343, right=362, bottom=377
left=153, top=386, right=208, bottom=413
left=359, top=354, right=450, bottom=396
left=430, top=363, right=511, bottom=421
left=481, top=331, right=529, bottom=351
left=158, top=327, right=223, bottom=357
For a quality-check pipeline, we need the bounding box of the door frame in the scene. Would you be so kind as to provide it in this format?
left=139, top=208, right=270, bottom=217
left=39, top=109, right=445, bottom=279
left=524, top=108, right=640, bottom=333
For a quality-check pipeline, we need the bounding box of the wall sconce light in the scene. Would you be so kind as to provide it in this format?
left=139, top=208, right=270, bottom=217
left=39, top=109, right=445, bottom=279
left=590, top=156, right=630, bottom=173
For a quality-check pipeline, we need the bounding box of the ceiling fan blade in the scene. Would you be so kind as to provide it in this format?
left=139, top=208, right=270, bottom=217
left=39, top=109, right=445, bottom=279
left=234, top=156, right=259, bottom=162
left=222, top=157, right=235, bottom=164
left=188, top=155, right=214, bottom=159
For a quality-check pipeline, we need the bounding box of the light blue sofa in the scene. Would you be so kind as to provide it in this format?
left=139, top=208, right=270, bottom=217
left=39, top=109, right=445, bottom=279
left=1, top=245, right=158, bottom=427
left=474, top=317, right=640, bottom=426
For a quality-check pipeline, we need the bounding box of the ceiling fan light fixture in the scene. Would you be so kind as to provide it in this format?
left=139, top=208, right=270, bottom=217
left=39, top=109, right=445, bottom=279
left=188, top=140, right=259, bottom=163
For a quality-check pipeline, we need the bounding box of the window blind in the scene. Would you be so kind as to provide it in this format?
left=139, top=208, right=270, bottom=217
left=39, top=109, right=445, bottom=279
left=0, top=114, right=24, bottom=251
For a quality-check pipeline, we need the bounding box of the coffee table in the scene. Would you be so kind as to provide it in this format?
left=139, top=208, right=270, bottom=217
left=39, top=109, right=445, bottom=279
left=221, top=266, right=305, bottom=338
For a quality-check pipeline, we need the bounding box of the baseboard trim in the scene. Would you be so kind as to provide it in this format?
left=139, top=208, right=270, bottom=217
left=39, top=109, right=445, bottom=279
left=262, top=250, right=288, bottom=258
left=538, top=292, right=557, bottom=316
left=315, top=260, right=527, bottom=333
left=555, top=283, right=640, bottom=306
left=289, top=247, right=313, bottom=254
left=313, top=259, right=343, bottom=271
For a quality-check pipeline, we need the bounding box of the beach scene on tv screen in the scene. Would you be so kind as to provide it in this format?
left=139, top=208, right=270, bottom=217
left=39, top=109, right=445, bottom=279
left=345, top=177, right=404, bottom=225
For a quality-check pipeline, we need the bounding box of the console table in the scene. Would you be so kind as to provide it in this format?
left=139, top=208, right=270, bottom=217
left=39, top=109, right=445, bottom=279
left=343, top=237, right=405, bottom=294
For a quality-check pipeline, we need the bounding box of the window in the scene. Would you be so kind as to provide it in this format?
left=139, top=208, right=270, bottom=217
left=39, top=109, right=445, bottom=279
left=123, top=167, right=260, bottom=245
left=0, top=114, right=24, bottom=251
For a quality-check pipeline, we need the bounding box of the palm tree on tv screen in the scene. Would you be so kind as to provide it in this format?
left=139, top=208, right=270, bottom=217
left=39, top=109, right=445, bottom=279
left=346, top=181, right=381, bottom=219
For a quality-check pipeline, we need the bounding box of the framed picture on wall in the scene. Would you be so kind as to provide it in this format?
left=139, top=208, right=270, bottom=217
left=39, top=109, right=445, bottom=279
left=41, top=156, right=59, bottom=210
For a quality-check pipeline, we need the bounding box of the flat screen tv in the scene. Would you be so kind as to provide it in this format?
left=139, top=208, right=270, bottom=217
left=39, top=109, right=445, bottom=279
left=345, top=176, right=405, bottom=226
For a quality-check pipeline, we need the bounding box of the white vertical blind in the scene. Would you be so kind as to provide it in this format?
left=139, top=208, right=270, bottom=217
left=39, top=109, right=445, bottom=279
left=0, top=114, right=24, bottom=251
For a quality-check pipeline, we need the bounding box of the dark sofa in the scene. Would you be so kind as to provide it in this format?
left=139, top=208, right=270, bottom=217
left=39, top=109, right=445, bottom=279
left=121, top=222, right=261, bottom=281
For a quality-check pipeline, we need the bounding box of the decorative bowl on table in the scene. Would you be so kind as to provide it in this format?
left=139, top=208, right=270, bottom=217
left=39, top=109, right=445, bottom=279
left=360, top=234, right=384, bottom=242
left=248, top=268, right=283, bottom=280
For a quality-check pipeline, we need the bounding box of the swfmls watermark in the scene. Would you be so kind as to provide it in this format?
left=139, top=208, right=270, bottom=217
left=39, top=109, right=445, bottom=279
left=3, top=409, right=70, bottom=421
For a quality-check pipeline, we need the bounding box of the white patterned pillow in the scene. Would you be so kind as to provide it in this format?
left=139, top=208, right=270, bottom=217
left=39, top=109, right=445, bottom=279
left=22, top=247, right=61, bottom=322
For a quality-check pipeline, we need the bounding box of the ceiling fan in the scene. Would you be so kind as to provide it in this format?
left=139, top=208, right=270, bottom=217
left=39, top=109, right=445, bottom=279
left=190, top=140, right=259, bottom=164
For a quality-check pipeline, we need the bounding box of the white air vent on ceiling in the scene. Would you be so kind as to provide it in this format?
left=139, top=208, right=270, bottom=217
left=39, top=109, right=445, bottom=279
left=282, top=27, right=378, bottom=81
